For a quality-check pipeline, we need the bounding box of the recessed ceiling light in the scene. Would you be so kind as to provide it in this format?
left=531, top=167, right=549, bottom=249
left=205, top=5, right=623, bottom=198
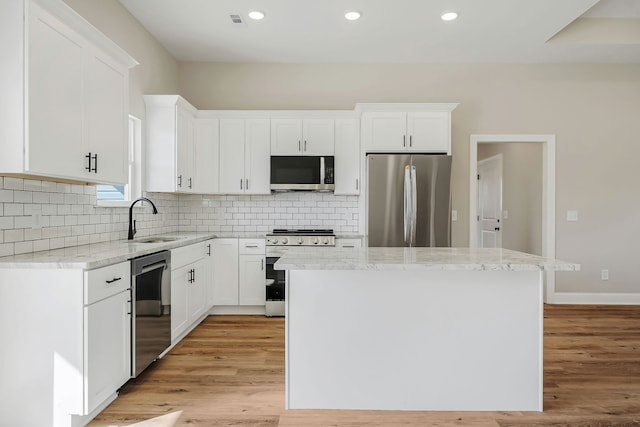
left=344, top=11, right=361, bottom=21
left=248, top=10, right=265, bottom=20
left=441, top=11, right=458, bottom=21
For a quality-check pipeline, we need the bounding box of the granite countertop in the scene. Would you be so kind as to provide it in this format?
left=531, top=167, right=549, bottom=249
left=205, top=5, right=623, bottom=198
left=0, top=232, right=216, bottom=270
left=274, top=247, right=580, bottom=271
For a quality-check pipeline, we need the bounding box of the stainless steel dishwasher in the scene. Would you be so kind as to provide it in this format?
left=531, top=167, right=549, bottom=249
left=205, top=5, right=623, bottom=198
left=131, top=250, right=171, bottom=377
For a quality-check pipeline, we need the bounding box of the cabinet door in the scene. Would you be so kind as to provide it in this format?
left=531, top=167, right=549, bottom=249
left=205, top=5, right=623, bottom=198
left=171, top=264, right=190, bottom=341
left=271, top=119, right=302, bottom=155
left=303, top=119, right=334, bottom=155
left=188, top=258, right=208, bottom=322
left=334, top=119, right=360, bottom=195
left=85, top=290, right=131, bottom=414
left=176, top=106, right=195, bottom=192
left=27, top=5, right=85, bottom=178
left=239, top=254, right=266, bottom=306
left=407, top=112, right=450, bottom=153
left=204, top=240, right=215, bottom=308
left=245, top=119, right=271, bottom=195
left=219, top=119, right=246, bottom=194
left=194, top=118, right=219, bottom=194
left=361, top=112, right=407, bottom=152
left=212, top=239, right=239, bottom=305
left=85, top=47, right=128, bottom=183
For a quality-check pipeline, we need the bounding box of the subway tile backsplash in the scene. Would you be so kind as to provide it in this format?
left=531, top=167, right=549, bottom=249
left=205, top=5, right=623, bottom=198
left=0, top=176, right=359, bottom=257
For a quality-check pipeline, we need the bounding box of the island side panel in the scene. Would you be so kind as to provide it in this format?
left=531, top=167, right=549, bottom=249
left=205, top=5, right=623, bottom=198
left=286, top=269, right=543, bottom=411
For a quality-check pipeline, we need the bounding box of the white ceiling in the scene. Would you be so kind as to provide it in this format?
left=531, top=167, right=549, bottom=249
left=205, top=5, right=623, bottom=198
left=119, top=0, right=640, bottom=63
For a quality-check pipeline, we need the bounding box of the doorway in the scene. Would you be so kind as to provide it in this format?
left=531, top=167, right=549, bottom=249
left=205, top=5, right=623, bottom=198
left=469, top=134, right=556, bottom=302
left=477, top=154, right=503, bottom=249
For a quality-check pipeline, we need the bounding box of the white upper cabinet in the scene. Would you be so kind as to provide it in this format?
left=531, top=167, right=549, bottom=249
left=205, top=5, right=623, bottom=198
left=219, top=118, right=270, bottom=195
left=360, top=104, right=458, bottom=154
left=334, top=119, right=361, bottom=195
left=271, top=118, right=335, bottom=155
left=0, top=0, right=136, bottom=184
left=145, top=95, right=218, bottom=194
left=194, top=118, right=220, bottom=194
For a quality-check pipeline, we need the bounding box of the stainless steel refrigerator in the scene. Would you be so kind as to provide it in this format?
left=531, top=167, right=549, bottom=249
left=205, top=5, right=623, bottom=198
left=367, top=154, right=452, bottom=247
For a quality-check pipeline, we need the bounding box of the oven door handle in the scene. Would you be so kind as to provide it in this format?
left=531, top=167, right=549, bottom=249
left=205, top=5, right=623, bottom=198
left=140, top=261, right=167, bottom=274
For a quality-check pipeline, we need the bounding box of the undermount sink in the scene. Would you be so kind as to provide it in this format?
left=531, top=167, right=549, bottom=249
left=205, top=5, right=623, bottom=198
left=132, top=236, right=181, bottom=244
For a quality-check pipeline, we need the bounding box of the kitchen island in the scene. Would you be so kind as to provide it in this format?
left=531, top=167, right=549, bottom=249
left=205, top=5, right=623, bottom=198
left=275, top=247, right=578, bottom=412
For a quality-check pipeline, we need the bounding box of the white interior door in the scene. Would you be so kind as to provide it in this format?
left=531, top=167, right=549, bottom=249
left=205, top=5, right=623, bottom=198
left=477, top=154, right=503, bottom=248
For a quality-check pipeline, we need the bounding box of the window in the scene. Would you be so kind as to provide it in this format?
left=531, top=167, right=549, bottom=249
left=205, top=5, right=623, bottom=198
left=96, top=115, right=142, bottom=206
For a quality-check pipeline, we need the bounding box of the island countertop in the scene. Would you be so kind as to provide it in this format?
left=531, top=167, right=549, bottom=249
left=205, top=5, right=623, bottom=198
left=274, top=247, right=579, bottom=271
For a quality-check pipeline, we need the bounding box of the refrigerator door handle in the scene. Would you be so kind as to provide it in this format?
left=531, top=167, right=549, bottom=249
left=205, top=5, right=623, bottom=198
left=404, top=165, right=411, bottom=244
left=410, top=165, right=418, bottom=245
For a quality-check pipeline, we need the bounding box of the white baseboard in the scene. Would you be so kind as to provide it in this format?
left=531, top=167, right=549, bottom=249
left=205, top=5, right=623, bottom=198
left=547, top=292, right=640, bottom=305
left=209, top=305, right=266, bottom=315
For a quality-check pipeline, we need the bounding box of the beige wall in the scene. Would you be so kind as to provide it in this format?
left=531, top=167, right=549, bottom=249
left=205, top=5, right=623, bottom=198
left=178, top=62, right=640, bottom=294
left=63, top=0, right=179, bottom=118
left=478, top=143, right=543, bottom=256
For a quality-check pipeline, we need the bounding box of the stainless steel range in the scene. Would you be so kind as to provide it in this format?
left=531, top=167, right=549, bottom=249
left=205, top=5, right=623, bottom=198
left=265, top=229, right=335, bottom=317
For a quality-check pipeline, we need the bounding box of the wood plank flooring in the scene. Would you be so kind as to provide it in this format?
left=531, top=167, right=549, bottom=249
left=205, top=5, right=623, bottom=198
left=89, top=305, right=640, bottom=427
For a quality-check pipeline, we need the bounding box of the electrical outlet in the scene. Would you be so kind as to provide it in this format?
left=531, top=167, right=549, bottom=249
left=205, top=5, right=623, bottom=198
left=503, top=210, right=509, bottom=219
left=451, top=210, right=458, bottom=221
left=567, top=210, right=579, bottom=222
left=601, top=269, right=609, bottom=281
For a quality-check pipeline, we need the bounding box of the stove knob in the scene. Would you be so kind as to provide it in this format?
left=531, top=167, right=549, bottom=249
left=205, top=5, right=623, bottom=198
left=282, top=238, right=288, bottom=245
left=271, top=238, right=278, bottom=244
left=297, top=238, right=303, bottom=245
left=323, top=238, right=329, bottom=245
left=313, top=237, right=319, bottom=245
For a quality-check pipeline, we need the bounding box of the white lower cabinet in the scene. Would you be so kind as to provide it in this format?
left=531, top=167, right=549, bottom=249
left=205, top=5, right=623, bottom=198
left=84, top=287, right=131, bottom=414
left=170, top=240, right=214, bottom=342
left=0, top=261, right=132, bottom=427
left=336, top=237, right=363, bottom=248
left=212, top=238, right=266, bottom=307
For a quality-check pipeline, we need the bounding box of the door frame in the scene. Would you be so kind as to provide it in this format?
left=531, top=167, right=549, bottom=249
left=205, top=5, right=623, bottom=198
left=477, top=153, right=503, bottom=249
left=469, top=134, right=556, bottom=302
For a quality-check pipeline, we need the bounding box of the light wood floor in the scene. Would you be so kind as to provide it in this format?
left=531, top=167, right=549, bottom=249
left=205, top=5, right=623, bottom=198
left=89, top=305, right=640, bottom=427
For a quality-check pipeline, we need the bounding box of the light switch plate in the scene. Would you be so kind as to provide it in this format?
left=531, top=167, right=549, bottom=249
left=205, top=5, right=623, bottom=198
left=503, top=210, right=509, bottom=219
left=566, top=210, right=578, bottom=221
left=451, top=210, right=458, bottom=221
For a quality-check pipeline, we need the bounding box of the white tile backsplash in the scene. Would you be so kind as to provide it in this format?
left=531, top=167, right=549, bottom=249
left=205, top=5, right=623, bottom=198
left=0, top=177, right=360, bottom=257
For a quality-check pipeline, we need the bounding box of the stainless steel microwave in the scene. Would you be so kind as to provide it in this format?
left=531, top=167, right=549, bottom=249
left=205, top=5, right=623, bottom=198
left=270, top=156, right=334, bottom=191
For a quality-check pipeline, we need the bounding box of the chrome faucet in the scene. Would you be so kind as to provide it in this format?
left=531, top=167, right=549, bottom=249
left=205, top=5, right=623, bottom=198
left=128, top=197, right=158, bottom=240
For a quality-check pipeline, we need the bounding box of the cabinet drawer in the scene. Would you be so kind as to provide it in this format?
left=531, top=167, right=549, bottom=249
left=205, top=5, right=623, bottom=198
left=336, top=238, right=363, bottom=248
left=85, top=262, right=131, bottom=305
left=172, top=242, right=206, bottom=270
left=239, top=239, right=265, bottom=255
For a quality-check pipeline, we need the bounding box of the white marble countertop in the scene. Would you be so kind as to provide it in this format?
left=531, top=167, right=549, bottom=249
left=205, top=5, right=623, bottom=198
left=274, top=247, right=580, bottom=271
left=0, top=232, right=216, bottom=270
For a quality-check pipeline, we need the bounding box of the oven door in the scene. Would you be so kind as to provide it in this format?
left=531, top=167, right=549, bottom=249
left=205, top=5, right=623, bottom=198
left=265, top=256, right=285, bottom=316
left=270, top=156, right=334, bottom=191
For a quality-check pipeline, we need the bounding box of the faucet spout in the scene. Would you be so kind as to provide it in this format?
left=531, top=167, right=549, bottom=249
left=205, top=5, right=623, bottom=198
left=128, top=197, right=159, bottom=240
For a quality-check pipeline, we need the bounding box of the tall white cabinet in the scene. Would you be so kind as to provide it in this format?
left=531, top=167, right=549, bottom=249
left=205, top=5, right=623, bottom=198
left=0, top=0, right=136, bottom=184
left=145, top=95, right=220, bottom=194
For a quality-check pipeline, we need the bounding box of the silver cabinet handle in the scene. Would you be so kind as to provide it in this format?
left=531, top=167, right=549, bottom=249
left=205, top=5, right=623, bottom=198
left=246, top=178, right=249, bottom=189
left=298, top=140, right=301, bottom=152
left=356, top=179, right=359, bottom=191
left=403, top=135, right=406, bottom=147
left=240, top=179, right=243, bottom=190
left=105, top=277, right=122, bottom=284
left=188, top=177, right=192, bottom=189
left=261, top=259, right=264, bottom=270
left=206, top=244, right=211, bottom=256
left=409, top=135, right=413, bottom=147
left=304, top=140, right=307, bottom=151
left=178, top=175, right=182, bottom=187
left=245, top=244, right=259, bottom=248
